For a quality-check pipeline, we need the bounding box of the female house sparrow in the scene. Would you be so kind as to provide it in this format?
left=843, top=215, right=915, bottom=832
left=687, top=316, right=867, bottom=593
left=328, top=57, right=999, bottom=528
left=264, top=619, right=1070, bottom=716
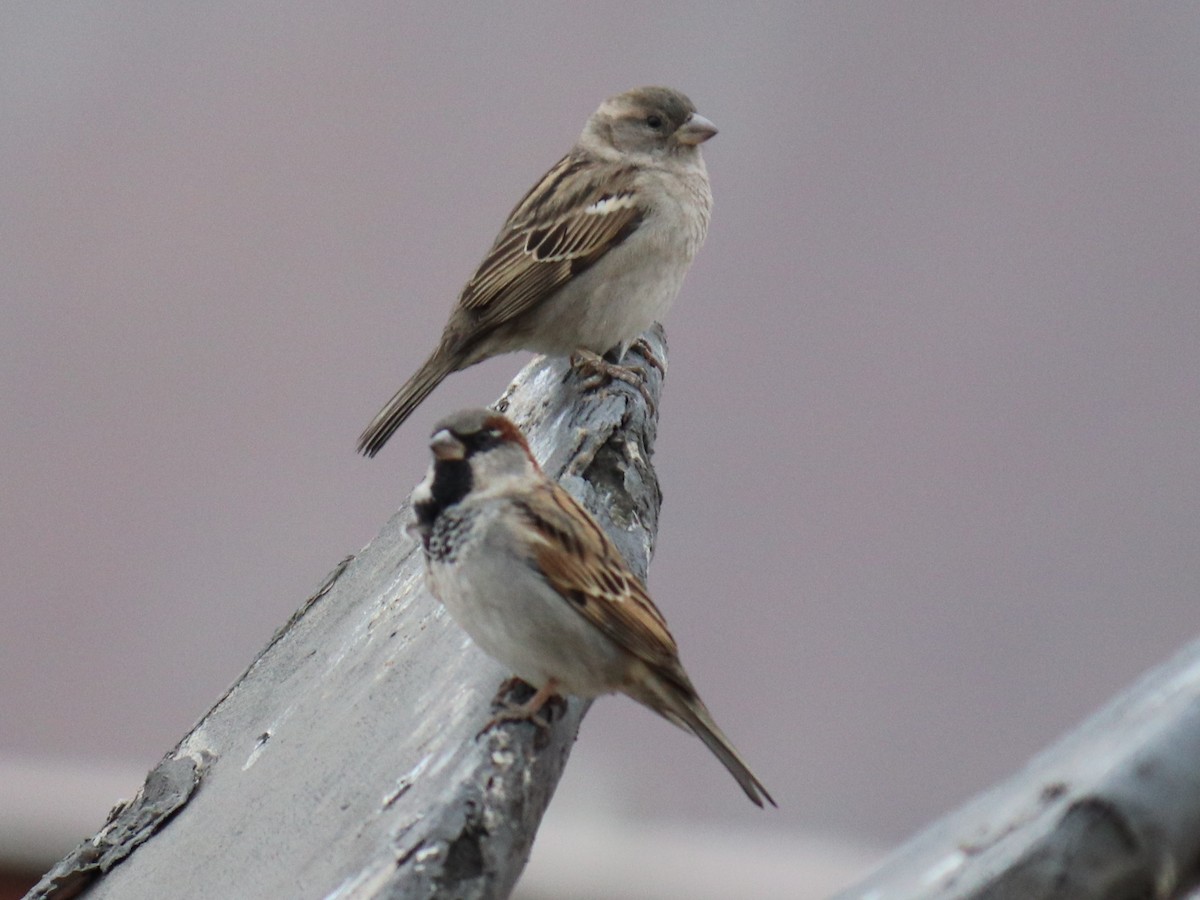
left=410, top=409, right=775, bottom=808
left=357, top=86, right=716, bottom=457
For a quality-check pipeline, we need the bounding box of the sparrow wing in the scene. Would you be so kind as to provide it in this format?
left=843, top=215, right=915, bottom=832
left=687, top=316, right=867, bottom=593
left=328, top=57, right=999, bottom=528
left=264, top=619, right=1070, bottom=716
left=515, top=483, right=680, bottom=671
left=458, top=155, right=646, bottom=328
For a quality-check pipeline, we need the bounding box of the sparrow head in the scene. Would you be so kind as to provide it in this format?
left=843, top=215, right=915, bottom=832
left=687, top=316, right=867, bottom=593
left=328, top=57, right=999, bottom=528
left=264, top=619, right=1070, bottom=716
left=583, top=86, right=717, bottom=161
left=412, top=409, right=538, bottom=537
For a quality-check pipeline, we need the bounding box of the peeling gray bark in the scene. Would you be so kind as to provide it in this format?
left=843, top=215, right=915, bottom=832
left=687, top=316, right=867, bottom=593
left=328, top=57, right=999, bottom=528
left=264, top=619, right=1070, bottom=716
left=28, top=327, right=667, bottom=900
left=836, top=638, right=1200, bottom=900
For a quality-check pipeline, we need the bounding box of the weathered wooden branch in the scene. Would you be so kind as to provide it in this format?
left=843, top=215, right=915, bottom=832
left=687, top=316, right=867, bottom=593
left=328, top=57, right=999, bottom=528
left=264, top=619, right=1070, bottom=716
left=29, top=327, right=667, bottom=900
left=837, top=638, right=1200, bottom=899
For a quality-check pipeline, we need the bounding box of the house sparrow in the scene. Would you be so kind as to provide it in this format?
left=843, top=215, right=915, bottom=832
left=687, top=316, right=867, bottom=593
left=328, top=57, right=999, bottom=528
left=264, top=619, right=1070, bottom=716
left=357, top=86, right=716, bottom=457
left=410, top=409, right=775, bottom=808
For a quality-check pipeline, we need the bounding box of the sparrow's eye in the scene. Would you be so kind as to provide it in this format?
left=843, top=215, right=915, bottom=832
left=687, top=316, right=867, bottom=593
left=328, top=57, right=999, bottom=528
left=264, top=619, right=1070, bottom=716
left=645, top=114, right=664, bottom=130
left=467, top=427, right=504, bottom=452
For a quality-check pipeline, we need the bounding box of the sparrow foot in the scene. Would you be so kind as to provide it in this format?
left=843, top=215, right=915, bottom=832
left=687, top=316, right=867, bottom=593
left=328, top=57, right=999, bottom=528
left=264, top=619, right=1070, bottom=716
left=570, top=350, right=657, bottom=413
left=625, top=336, right=666, bottom=376
left=492, top=675, right=532, bottom=702
left=477, top=678, right=565, bottom=737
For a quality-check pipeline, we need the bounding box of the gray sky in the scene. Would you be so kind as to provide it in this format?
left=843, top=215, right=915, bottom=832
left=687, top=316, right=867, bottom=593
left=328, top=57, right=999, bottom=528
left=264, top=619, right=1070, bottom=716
left=3, top=2, right=1198, bottom=857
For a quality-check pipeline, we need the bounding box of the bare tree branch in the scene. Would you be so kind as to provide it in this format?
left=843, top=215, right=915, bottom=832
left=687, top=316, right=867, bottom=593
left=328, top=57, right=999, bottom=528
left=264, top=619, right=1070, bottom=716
left=29, top=327, right=667, bottom=900
left=836, top=638, right=1200, bottom=899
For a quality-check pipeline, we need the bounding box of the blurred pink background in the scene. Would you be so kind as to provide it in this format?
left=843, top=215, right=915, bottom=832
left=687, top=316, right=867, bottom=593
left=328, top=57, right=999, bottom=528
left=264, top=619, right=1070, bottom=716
left=2, top=3, right=1198, bottom=887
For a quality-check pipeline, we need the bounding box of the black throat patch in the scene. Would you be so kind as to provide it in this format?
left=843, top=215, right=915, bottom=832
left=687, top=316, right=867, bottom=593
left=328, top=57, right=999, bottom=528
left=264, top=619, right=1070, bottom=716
left=413, top=458, right=473, bottom=545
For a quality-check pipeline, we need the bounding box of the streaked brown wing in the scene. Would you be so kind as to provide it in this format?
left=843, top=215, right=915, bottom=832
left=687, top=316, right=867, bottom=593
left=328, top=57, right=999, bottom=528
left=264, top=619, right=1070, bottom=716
left=516, top=483, right=679, bottom=670
left=458, top=154, right=646, bottom=329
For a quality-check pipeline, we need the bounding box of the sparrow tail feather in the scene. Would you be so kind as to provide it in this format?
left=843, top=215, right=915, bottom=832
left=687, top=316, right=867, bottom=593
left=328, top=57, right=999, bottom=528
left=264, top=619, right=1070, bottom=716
left=681, top=698, right=777, bottom=808
left=357, top=351, right=459, bottom=457
left=638, top=678, right=775, bottom=808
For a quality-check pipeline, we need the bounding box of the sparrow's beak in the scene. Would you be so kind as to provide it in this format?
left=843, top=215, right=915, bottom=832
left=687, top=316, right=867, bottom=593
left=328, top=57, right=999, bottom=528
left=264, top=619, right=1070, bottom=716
left=676, top=113, right=718, bottom=146
left=429, top=429, right=465, bottom=461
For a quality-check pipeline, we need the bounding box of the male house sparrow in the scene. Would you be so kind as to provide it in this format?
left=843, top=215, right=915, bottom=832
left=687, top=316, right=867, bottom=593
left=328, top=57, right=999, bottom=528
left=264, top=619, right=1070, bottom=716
left=357, top=86, right=716, bottom=457
left=410, top=409, right=774, bottom=808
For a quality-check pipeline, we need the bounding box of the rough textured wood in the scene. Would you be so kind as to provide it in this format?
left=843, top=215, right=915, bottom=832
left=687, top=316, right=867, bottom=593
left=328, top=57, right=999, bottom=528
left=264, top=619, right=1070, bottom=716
left=28, top=327, right=667, bottom=900
left=836, top=638, right=1200, bottom=900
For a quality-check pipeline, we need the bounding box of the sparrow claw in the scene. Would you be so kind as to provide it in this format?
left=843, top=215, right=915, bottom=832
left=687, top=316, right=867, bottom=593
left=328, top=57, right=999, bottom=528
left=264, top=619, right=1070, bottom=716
left=570, top=350, right=657, bottom=413
left=476, top=677, right=564, bottom=738
left=477, top=707, right=550, bottom=738
left=492, top=675, right=532, bottom=702
left=627, top=336, right=665, bottom=376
